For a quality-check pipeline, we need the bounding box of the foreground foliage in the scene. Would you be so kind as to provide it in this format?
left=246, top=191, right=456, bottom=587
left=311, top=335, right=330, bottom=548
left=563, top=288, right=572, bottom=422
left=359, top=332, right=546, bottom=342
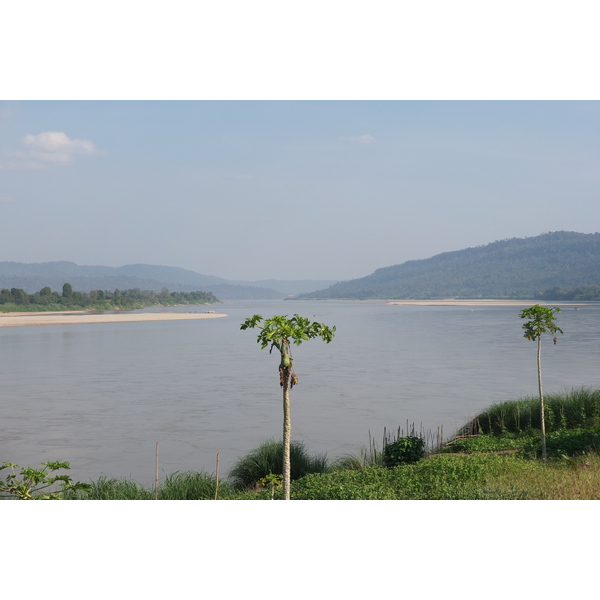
left=459, top=387, right=600, bottom=436
left=228, top=439, right=329, bottom=490
left=55, top=449, right=600, bottom=500
left=0, top=461, right=91, bottom=500
left=290, top=454, right=600, bottom=500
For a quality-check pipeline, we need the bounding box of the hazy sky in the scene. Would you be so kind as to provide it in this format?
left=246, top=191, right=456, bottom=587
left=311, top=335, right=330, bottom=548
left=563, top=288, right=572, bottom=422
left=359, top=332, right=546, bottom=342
left=1, top=100, right=598, bottom=281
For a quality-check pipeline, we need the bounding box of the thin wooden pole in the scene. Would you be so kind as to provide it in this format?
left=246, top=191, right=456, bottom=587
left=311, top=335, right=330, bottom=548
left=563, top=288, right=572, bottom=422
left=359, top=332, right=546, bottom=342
left=155, top=442, right=159, bottom=500
left=214, top=453, right=220, bottom=500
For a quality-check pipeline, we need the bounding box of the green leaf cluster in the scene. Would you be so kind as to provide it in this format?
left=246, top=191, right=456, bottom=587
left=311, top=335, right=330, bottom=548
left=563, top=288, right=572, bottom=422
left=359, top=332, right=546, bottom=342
left=520, top=304, right=563, bottom=341
left=382, top=436, right=425, bottom=467
left=241, top=314, right=335, bottom=352
left=0, top=461, right=91, bottom=500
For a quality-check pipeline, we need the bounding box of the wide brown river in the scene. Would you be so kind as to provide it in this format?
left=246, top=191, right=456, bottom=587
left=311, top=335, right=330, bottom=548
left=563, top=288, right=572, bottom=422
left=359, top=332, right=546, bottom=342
left=2, top=299, right=598, bottom=486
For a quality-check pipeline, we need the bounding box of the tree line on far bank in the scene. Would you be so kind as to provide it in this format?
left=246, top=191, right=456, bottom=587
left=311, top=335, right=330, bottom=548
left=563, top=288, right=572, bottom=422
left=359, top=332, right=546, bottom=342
left=0, top=283, right=219, bottom=311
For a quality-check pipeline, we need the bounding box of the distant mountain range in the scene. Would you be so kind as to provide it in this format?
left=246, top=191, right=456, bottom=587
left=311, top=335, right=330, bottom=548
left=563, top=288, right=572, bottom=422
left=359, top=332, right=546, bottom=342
left=0, top=261, right=338, bottom=300
left=297, top=231, right=600, bottom=300
left=4, top=231, right=598, bottom=301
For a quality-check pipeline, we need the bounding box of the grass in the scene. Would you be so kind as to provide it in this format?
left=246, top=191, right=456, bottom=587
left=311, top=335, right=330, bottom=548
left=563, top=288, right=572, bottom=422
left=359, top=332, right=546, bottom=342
left=59, top=449, right=600, bottom=500
left=228, top=439, right=329, bottom=490
left=459, top=386, right=600, bottom=436
left=64, top=472, right=237, bottom=500
left=290, top=453, right=600, bottom=500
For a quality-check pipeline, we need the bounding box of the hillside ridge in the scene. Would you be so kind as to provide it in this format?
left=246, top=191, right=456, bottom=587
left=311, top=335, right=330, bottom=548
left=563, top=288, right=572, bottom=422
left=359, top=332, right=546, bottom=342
left=297, top=231, right=600, bottom=300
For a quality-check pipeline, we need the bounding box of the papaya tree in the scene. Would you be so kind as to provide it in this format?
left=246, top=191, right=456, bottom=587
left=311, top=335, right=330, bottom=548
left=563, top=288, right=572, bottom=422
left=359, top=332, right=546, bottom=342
left=241, top=314, right=335, bottom=499
left=520, top=305, right=563, bottom=460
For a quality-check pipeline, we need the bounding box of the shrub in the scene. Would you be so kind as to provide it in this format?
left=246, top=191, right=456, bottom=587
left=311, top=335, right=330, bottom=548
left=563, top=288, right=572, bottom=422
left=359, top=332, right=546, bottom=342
left=1, top=460, right=90, bottom=500
left=521, top=428, right=600, bottom=459
left=382, top=436, right=425, bottom=467
left=331, top=445, right=384, bottom=471
left=229, top=439, right=329, bottom=489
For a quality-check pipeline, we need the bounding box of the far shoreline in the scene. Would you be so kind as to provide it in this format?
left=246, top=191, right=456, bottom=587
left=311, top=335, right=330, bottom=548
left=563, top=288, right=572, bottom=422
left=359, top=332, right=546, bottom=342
left=385, top=299, right=593, bottom=307
left=0, top=310, right=228, bottom=328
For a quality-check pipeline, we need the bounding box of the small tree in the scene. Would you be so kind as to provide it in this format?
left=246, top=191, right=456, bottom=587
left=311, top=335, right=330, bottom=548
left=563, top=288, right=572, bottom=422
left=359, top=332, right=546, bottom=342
left=0, top=460, right=91, bottom=499
left=241, top=314, right=335, bottom=500
left=520, top=305, right=563, bottom=460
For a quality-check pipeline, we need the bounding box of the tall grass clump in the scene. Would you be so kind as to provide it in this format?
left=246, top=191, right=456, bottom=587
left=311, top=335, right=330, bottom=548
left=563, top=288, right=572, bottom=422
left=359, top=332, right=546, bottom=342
left=158, top=471, right=234, bottom=499
left=331, top=432, right=384, bottom=471
left=229, top=439, right=329, bottom=490
left=459, top=387, right=600, bottom=436
left=64, top=476, right=154, bottom=500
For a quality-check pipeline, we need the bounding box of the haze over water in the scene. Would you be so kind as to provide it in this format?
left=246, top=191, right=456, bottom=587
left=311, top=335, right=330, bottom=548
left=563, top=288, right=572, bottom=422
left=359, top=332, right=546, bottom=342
left=2, top=299, right=599, bottom=486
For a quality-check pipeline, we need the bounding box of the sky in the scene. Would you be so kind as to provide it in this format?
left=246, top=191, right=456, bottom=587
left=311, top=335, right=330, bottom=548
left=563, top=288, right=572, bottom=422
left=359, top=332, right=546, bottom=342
left=2, top=100, right=598, bottom=282
left=1, top=3, right=599, bottom=284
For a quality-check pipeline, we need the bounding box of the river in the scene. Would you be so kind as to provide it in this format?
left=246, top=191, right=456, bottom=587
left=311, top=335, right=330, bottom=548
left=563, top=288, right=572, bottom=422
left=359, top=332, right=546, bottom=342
left=1, top=299, right=598, bottom=486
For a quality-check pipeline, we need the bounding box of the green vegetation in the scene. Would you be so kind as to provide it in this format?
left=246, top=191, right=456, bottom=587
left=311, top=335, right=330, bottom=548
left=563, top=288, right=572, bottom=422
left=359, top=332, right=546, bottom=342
left=382, top=436, right=425, bottom=467
left=0, top=284, right=218, bottom=312
left=0, top=460, right=91, bottom=499
left=535, top=285, right=600, bottom=301
left=228, top=439, right=329, bottom=490
left=458, top=387, right=600, bottom=436
left=298, top=231, right=600, bottom=299
left=290, top=454, right=600, bottom=500
left=63, top=473, right=237, bottom=500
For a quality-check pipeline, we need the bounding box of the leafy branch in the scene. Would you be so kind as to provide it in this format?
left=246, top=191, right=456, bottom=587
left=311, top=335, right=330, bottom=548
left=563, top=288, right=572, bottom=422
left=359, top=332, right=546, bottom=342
left=0, top=460, right=91, bottom=500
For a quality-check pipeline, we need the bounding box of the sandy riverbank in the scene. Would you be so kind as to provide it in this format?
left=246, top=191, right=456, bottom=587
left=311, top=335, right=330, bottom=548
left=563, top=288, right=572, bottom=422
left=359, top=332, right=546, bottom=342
left=386, top=299, right=590, bottom=307
left=0, top=310, right=228, bottom=328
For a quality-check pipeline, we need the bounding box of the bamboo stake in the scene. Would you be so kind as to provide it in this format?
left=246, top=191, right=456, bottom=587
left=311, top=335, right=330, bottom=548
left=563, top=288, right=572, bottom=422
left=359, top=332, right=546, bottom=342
left=214, top=453, right=220, bottom=500
left=155, top=442, right=159, bottom=500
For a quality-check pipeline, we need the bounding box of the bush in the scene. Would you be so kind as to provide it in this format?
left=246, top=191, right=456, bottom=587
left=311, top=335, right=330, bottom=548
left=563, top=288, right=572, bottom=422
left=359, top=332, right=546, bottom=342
left=382, top=436, right=425, bottom=467
left=229, top=439, right=329, bottom=489
left=521, top=429, right=600, bottom=459
left=1, top=460, right=90, bottom=500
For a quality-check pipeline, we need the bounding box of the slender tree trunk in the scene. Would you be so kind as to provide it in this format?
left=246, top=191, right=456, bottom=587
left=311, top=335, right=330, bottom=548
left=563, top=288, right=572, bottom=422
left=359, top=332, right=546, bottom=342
left=537, top=336, right=547, bottom=461
left=282, top=377, right=291, bottom=500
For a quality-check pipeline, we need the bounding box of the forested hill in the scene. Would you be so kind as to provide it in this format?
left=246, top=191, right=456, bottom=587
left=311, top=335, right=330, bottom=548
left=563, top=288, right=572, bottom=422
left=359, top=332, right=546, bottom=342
left=298, top=231, right=600, bottom=300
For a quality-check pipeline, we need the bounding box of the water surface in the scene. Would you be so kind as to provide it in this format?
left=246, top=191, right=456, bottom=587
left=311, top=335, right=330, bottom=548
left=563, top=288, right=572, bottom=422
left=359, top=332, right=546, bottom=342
left=1, top=299, right=598, bottom=485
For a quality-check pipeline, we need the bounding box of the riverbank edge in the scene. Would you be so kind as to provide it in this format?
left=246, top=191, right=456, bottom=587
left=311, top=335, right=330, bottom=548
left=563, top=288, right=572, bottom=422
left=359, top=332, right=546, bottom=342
left=0, top=310, right=228, bottom=327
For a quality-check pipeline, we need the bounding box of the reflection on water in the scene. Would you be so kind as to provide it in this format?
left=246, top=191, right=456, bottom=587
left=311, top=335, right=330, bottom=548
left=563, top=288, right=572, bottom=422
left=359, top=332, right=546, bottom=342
left=1, top=300, right=599, bottom=485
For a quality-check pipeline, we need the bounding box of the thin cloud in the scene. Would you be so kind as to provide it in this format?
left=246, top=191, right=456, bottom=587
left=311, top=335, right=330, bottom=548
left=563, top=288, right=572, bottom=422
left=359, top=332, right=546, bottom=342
left=0, top=131, right=104, bottom=170
left=339, top=134, right=376, bottom=144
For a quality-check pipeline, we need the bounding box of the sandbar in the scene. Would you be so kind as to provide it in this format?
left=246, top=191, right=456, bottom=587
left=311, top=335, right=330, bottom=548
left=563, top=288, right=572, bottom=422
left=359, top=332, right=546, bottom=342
left=0, top=310, right=228, bottom=328
left=386, top=299, right=589, bottom=307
